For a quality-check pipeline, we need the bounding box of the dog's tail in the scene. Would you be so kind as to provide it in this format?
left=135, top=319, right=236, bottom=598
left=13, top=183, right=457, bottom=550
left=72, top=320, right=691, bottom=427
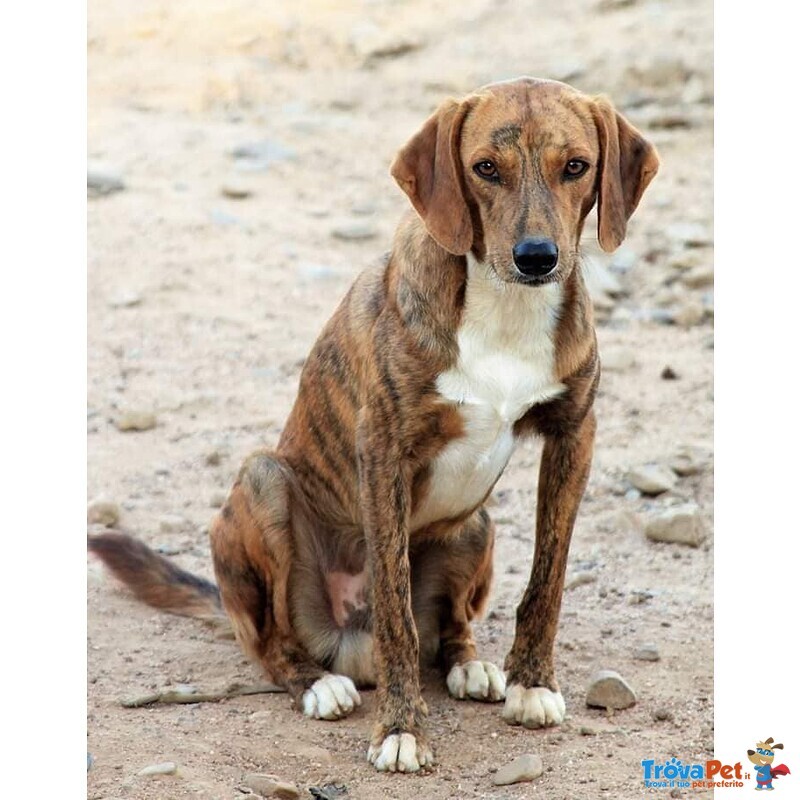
left=88, top=531, right=224, bottom=620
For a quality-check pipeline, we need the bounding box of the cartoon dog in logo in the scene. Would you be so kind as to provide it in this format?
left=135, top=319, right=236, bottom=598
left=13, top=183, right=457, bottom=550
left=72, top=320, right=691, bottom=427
left=747, top=738, right=791, bottom=791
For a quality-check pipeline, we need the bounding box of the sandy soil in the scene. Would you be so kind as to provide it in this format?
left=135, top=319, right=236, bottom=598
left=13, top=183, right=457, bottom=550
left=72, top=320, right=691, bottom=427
left=87, top=0, right=713, bottom=797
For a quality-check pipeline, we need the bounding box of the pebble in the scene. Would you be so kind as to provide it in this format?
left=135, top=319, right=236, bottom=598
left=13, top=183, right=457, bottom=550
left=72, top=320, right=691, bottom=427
left=87, top=495, right=120, bottom=527
left=565, top=571, right=598, bottom=590
left=627, top=464, right=676, bottom=495
left=602, top=347, right=636, bottom=372
left=309, top=785, right=348, bottom=800
left=645, top=504, right=705, bottom=547
left=138, top=762, right=177, bottom=776
left=492, top=753, right=544, bottom=786
left=242, top=773, right=300, bottom=798
left=331, top=222, right=379, bottom=241
left=114, top=410, right=157, bottom=432
left=680, top=265, right=714, bottom=288
left=159, top=515, right=190, bottom=533
left=634, top=643, right=661, bottom=662
left=221, top=180, right=253, bottom=199
left=654, top=707, right=675, bottom=722
left=205, top=450, right=222, bottom=466
left=586, top=669, right=637, bottom=710
left=670, top=444, right=708, bottom=476
left=88, top=163, right=125, bottom=196
left=660, top=366, right=679, bottom=380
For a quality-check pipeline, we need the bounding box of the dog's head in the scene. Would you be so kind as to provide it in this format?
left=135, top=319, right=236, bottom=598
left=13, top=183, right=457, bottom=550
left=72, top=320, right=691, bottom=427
left=391, top=77, right=659, bottom=285
left=748, top=738, right=784, bottom=766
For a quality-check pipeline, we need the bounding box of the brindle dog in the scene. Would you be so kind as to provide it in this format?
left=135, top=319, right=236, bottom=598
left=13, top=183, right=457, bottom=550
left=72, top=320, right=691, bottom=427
left=90, top=77, right=659, bottom=773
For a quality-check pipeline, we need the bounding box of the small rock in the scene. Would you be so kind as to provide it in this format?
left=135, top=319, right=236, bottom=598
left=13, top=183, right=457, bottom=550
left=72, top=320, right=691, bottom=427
left=627, top=464, right=676, bottom=495
left=209, top=490, right=227, bottom=508
left=108, top=290, right=143, bottom=309
left=88, top=163, right=125, bottom=196
left=666, top=222, right=713, bottom=248
left=628, top=589, right=654, bottom=605
left=331, top=222, right=379, bottom=241
left=653, top=707, right=674, bottom=722
left=624, top=488, right=641, bottom=501
left=205, top=449, right=222, bottom=466
left=87, top=495, right=120, bottom=527
left=309, top=785, right=348, bottom=800
left=601, top=347, right=636, bottom=372
left=645, top=504, right=705, bottom=547
left=114, top=410, right=157, bottom=432
left=138, top=762, right=177, bottom=776
left=221, top=180, right=253, bottom=199
left=565, top=571, right=597, bottom=590
left=159, top=515, right=190, bottom=533
left=673, top=299, right=706, bottom=328
left=493, top=753, right=544, bottom=786
left=669, top=444, right=709, bottom=476
left=634, top=643, right=661, bottom=662
left=87, top=752, right=94, bottom=771
left=579, top=725, right=599, bottom=736
left=680, top=265, right=714, bottom=288
left=586, top=670, right=637, bottom=710
left=242, top=773, right=300, bottom=799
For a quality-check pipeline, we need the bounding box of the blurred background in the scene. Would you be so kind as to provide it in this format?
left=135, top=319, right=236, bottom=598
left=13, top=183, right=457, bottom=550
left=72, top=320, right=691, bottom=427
left=88, top=1, right=714, bottom=798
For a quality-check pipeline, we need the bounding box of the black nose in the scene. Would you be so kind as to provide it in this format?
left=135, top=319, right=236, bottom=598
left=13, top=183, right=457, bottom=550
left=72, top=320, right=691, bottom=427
left=512, top=237, right=559, bottom=278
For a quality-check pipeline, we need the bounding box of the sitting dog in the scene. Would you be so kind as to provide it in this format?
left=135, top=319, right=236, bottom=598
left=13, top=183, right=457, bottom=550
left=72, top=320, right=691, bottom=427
left=90, top=76, right=658, bottom=773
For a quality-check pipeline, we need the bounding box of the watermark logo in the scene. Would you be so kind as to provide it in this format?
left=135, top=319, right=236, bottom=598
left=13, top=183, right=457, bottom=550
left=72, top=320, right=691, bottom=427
left=642, top=737, right=791, bottom=791
left=641, top=757, right=746, bottom=790
left=746, top=737, right=791, bottom=791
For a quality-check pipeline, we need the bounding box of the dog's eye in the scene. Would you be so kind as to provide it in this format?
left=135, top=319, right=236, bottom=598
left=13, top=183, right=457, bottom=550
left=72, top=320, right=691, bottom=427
left=473, top=160, right=499, bottom=181
left=563, top=159, right=590, bottom=179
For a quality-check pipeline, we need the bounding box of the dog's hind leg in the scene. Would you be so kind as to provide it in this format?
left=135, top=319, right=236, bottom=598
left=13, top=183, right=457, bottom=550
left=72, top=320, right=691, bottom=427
left=211, top=450, right=361, bottom=720
left=412, top=508, right=506, bottom=703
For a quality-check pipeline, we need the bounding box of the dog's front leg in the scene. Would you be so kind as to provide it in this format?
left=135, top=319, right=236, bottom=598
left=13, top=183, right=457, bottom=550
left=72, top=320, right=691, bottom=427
left=357, top=412, right=432, bottom=773
left=503, top=409, right=596, bottom=728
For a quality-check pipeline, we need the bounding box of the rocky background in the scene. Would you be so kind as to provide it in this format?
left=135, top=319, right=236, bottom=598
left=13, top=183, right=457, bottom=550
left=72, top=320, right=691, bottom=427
left=88, top=0, right=713, bottom=797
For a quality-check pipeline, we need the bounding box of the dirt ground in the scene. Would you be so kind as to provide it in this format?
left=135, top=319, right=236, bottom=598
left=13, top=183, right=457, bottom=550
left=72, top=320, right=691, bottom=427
left=87, top=0, right=714, bottom=798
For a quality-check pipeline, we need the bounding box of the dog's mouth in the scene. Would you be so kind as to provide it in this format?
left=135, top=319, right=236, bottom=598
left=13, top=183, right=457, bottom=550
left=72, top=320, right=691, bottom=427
left=512, top=268, right=559, bottom=287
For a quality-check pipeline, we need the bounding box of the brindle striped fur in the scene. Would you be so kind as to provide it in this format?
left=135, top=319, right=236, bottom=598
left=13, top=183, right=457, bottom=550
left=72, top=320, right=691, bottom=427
left=89, top=77, right=658, bottom=771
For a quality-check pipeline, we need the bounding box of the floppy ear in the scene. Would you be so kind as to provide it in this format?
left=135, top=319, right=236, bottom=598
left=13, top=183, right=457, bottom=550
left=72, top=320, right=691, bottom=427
left=592, top=97, right=660, bottom=252
left=390, top=99, right=473, bottom=255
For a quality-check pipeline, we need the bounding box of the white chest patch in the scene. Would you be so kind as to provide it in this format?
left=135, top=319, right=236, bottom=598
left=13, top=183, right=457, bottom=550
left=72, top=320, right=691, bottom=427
left=411, top=255, right=565, bottom=529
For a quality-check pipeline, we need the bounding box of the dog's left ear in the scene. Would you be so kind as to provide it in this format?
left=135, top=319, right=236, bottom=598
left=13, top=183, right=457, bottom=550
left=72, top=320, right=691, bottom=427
left=391, top=99, right=473, bottom=255
left=592, top=97, right=660, bottom=252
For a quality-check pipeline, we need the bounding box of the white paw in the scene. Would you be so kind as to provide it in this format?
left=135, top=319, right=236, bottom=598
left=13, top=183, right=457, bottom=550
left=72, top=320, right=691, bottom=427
left=301, top=674, right=361, bottom=720
left=367, top=733, right=433, bottom=773
left=446, top=660, right=506, bottom=702
left=502, top=684, right=565, bottom=728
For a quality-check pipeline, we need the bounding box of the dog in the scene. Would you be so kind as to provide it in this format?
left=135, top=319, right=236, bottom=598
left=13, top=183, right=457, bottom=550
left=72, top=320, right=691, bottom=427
left=89, top=76, right=659, bottom=773
left=747, top=738, right=791, bottom=790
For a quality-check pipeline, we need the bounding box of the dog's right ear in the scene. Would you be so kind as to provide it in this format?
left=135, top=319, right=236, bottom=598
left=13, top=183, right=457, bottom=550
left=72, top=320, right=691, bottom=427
left=391, top=99, right=473, bottom=256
